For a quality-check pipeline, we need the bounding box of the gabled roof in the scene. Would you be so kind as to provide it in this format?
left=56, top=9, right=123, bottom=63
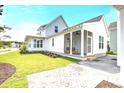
left=113, top=5, right=124, bottom=11
left=37, top=24, right=48, bottom=31
left=25, top=15, right=106, bottom=40
left=108, top=21, right=117, bottom=29
left=63, top=15, right=103, bottom=31
left=37, top=15, right=68, bottom=31
left=47, top=15, right=105, bottom=38
left=25, top=35, right=45, bottom=41
left=83, top=15, right=103, bottom=23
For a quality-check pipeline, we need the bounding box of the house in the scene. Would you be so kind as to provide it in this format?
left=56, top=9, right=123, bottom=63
left=11, top=41, right=21, bottom=48
left=108, top=22, right=117, bottom=52
left=25, top=15, right=108, bottom=58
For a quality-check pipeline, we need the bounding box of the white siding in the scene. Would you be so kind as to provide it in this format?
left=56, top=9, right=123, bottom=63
left=46, top=34, right=64, bottom=53
left=40, top=30, right=46, bottom=37
left=46, top=17, right=67, bottom=37
left=83, top=19, right=108, bottom=55
left=109, top=29, right=117, bottom=52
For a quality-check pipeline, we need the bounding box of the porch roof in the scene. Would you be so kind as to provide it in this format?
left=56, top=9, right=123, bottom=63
left=25, top=35, right=45, bottom=41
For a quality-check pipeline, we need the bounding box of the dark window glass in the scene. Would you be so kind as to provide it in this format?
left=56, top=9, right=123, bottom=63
left=52, top=38, right=54, bottom=47
left=99, top=36, right=101, bottom=49
left=34, top=44, right=36, bottom=48
left=55, top=26, right=58, bottom=33
left=40, top=40, right=43, bottom=48
left=99, top=36, right=104, bottom=49
left=37, top=40, right=39, bottom=48
left=34, top=39, right=36, bottom=48
left=102, top=37, right=104, bottom=49
left=34, top=39, right=36, bottom=42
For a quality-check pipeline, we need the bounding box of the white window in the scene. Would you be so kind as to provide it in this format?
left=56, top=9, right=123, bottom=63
left=34, top=39, right=43, bottom=48
left=28, top=44, right=31, bottom=48
left=102, top=36, right=104, bottom=49
left=40, top=40, right=43, bottom=48
left=52, top=38, right=54, bottom=47
left=55, top=26, right=58, bottom=33
left=34, top=39, right=36, bottom=48
left=37, top=40, right=40, bottom=48
left=99, top=36, right=104, bottom=49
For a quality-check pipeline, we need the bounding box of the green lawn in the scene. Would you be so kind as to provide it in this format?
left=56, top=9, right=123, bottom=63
left=0, top=51, right=79, bottom=88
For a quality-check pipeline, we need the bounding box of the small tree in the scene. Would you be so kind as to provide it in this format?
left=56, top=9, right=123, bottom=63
left=0, top=26, right=12, bottom=48
left=20, top=43, right=27, bottom=54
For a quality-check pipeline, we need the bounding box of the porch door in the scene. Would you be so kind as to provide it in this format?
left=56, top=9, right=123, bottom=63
left=87, top=36, right=92, bottom=55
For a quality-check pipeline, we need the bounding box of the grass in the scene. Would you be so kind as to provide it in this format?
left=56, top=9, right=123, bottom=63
left=0, top=51, right=79, bottom=88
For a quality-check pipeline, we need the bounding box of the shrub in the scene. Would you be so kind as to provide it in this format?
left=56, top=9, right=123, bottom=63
left=20, top=43, right=27, bottom=54
left=0, top=41, right=3, bottom=48
left=106, top=50, right=117, bottom=55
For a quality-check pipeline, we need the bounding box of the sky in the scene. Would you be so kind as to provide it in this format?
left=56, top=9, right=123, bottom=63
left=0, top=5, right=118, bottom=41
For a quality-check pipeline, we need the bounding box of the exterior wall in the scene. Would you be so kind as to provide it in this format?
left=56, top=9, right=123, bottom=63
left=26, top=37, right=44, bottom=52
left=109, top=29, right=117, bottom=52
left=83, top=19, right=108, bottom=55
left=46, top=17, right=68, bottom=37
left=46, top=34, right=64, bottom=53
left=39, top=30, right=46, bottom=37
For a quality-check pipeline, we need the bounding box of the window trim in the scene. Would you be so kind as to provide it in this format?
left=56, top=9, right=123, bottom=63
left=34, top=39, right=43, bottom=48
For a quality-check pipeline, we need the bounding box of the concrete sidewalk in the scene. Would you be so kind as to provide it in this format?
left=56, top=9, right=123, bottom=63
left=78, top=56, right=120, bottom=74
left=0, top=48, right=18, bottom=55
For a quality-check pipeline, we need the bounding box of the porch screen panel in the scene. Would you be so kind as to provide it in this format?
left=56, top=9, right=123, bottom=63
left=88, top=37, right=91, bottom=53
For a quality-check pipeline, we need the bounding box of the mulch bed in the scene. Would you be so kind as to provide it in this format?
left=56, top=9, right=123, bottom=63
left=95, top=80, right=122, bottom=88
left=0, top=63, right=16, bottom=85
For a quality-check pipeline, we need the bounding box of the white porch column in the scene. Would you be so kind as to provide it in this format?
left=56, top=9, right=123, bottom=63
left=70, top=32, right=72, bottom=55
left=117, top=8, right=124, bottom=86
left=81, top=29, right=84, bottom=57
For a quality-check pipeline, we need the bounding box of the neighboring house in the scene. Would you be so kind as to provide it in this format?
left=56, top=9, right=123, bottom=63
left=25, top=15, right=108, bottom=57
left=11, top=41, right=21, bottom=48
left=108, top=22, right=117, bottom=52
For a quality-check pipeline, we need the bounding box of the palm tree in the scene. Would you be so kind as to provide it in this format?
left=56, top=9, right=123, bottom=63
left=0, top=35, right=11, bottom=41
left=0, top=25, right=12, bottom=40
left=0, top=5, right=3, bottom=15
left=0, top=26, right=5, bottom=33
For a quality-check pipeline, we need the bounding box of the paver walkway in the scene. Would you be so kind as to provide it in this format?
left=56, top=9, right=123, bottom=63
left=27, top=63, right=120, bottom=88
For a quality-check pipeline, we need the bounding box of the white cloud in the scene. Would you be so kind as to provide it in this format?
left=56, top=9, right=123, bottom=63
left=20, top=5, right=47, bottom=15
left=4, top=23, right=41, bottom=42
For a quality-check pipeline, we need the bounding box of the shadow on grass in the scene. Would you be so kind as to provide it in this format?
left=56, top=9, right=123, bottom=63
left=59, top=56, right=81, bottom=63
left=20, top=51, right=80, bottom=63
